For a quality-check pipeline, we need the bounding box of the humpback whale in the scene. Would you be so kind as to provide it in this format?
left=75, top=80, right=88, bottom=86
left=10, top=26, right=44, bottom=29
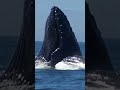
left=37, top=6, right=82, bottom=67
left=0, top=0, right=35, bottom=85
left=85, top=2, right=113, bottom=71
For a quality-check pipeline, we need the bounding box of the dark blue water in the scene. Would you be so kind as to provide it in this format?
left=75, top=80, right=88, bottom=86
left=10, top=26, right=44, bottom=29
left=35, top=41, right=85, bottom=90
left=35, top=69, right=85, bottom=90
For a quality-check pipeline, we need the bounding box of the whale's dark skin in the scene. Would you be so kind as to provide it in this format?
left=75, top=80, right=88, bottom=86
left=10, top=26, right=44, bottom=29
left=37, top=6, right=82, bottom=67
left=0, top=0, right=35, bottom=85
left=85, top=2, right=113, bottom=72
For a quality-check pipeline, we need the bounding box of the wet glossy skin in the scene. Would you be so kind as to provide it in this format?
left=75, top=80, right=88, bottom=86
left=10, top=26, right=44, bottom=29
left=38, top=6, right=82, bottom=67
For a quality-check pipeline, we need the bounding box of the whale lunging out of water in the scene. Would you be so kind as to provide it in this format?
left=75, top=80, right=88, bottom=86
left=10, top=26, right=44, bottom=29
left=85, top=3, right=113, bottom=71
left=0, top=0, right=35, bottom=85
left=37, top=6, right=82, bottom=67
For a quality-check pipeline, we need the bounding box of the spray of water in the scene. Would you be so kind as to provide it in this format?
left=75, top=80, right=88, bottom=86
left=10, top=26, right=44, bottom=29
left=35, top=56, right=85, bottom=70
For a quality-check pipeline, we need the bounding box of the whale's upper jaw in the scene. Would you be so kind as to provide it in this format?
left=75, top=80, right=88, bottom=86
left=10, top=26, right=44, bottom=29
left=48, top=6, right=61, bottom=20
left=51, top=6, right=62, bottom=16
left=50, top=6, right=65, bottom=22
left=39, top=6, right=62, bottom=61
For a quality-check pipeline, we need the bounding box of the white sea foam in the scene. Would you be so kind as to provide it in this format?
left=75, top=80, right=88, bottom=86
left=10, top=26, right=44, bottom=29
left=35, top=60, right=50, bottom=69
left=35, top=56, right=85, bottom=70
left=55, top=56, right=85, bottom=70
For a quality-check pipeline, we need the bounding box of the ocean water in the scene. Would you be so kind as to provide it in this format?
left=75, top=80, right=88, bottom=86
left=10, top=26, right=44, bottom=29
left=35, top=41, right=85, bottom=90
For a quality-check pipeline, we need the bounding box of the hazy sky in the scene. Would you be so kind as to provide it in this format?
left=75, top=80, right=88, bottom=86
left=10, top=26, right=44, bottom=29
left=35, top=0, right=85, bottom=42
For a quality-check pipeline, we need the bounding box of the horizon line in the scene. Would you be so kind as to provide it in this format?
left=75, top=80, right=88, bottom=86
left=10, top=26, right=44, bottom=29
left=35, top=40, right=85, bottom=43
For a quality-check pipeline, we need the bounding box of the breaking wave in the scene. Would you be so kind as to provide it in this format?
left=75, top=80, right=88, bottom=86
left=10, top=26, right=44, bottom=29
left=35, top=56, right=85, bottom=70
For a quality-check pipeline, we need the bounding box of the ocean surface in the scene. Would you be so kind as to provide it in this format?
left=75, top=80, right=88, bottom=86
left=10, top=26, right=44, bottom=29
left=1, top=37, right=120, bottom=89
left=35, top=41, right=85, bottom=90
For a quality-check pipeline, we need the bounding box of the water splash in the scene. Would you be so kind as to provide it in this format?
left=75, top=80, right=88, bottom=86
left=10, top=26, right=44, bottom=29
left=35, top=56, right=85, bottom=70
left=35, top=60, right=51, bottom=69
